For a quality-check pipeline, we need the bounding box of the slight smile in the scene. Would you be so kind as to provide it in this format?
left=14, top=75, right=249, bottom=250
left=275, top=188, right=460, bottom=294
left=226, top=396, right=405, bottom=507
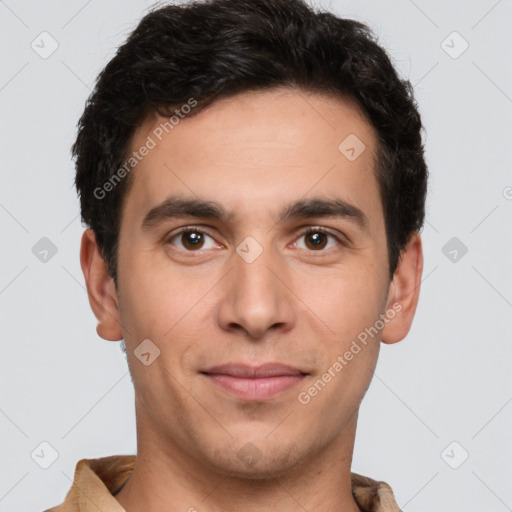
left=201, top=363, right=308, bottom=401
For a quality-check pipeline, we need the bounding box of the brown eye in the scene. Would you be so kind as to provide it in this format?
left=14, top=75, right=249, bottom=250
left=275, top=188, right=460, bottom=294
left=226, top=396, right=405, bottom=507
left=295, top=228, right=342, bottom=252
left=304, top=231, right=328, bottom=250
left=180, top=231, right=205, bottom=250
left=167, top=228, right=218, bottom=252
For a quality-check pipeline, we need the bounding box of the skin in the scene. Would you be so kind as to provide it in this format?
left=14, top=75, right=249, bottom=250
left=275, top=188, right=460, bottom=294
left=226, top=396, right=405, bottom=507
left=81, top=88, right=423, bottom=512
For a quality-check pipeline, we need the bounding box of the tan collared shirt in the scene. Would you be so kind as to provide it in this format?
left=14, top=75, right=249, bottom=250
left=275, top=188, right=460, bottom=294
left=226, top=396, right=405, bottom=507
left=45, top=455, right=402, bottom=511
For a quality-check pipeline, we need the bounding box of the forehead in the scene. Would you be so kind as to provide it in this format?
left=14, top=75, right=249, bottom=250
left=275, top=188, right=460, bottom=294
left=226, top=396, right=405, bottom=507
left=123, top=88, right=381, bottom=228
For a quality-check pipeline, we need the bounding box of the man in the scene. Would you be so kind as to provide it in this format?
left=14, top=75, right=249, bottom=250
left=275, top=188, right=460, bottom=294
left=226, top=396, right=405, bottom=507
left=48, top=0, right=427, bottom=510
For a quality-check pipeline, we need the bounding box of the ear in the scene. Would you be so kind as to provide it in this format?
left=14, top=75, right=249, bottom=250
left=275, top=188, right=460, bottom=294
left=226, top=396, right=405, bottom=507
left=80, top=229, right=123, bottom=341
left=381, top=231, right=423, bottom=345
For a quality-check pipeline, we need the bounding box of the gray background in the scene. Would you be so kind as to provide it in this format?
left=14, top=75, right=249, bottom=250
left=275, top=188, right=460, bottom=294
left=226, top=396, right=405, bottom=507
left=1, top=0, right=511, bottom=510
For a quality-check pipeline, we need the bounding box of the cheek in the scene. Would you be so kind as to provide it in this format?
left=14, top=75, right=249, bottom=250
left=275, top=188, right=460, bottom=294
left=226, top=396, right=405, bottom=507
left=293, top=332, right=379, bottom=449
left=292, top=260, right=387, bottom=345
left=117, top=246, right=203, bottom=336
left=116, top=254, right=228, bottom=386
left=295, top=282, right=382, bottom=425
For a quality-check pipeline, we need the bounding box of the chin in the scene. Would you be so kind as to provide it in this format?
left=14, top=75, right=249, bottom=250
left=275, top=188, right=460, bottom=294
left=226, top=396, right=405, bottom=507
left=205, top=440, right=304, bottom=480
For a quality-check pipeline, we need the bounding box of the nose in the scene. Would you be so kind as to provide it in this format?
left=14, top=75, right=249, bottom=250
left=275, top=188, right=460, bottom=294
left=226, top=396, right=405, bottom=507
left=216, top=243, right=296, bottom=340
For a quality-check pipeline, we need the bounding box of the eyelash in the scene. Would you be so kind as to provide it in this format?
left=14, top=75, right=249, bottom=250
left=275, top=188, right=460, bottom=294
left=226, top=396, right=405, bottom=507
left=164, top=225, right=347, bottom=254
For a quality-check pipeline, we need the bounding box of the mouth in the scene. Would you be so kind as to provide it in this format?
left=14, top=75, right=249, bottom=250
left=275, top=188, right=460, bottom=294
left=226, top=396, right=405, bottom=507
left=201, top=363, right=308, bottom=401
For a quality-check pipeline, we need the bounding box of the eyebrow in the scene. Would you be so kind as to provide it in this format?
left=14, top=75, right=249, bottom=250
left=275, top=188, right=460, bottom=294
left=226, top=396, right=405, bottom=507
left=141, top=194, right=369, bottom=232
left=142, top=196, right=233, bottom=231
left=279, top=198, right=368, bottom=231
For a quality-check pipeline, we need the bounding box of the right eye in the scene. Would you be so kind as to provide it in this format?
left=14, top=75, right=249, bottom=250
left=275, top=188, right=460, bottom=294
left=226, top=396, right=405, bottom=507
left=165, top=227, right=221, bottom=253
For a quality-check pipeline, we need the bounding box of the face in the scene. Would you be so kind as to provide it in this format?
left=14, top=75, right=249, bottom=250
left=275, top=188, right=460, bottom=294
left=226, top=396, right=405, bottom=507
left=91, top=88, right=415, bottom=478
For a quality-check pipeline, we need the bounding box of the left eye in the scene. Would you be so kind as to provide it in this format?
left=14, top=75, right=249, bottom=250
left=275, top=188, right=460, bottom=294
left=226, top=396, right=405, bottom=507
left=167, top=229, right=219, bottom=251
left=294, top=229, right=341, bottom=251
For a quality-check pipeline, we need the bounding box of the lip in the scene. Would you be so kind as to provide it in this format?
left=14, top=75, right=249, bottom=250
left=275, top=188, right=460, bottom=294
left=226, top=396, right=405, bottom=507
left=201, top=363, right=307, bottom=400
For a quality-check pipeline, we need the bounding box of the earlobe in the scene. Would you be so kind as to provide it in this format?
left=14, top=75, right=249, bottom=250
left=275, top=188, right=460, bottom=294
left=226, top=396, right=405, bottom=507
left=80, top=229, right=123, bottom=341
left=381, top=231, right=423, bottom=345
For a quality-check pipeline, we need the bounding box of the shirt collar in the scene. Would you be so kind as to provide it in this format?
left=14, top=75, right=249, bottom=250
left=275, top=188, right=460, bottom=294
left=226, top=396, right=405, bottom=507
left=47, top=455, right=402, bottom=512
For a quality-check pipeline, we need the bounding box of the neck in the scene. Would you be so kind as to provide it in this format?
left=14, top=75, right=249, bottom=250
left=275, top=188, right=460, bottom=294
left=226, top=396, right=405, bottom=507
left=115, top=399, right=362, bottom=512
